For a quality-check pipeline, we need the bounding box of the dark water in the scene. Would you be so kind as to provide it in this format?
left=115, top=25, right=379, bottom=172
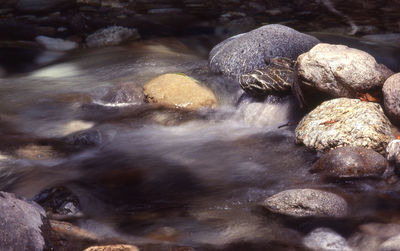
left=1, top=34, right=400, bottom=250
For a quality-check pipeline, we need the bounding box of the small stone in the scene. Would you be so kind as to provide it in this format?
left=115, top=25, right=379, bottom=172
left=311, top=146, right=387, bottom=179
left=264, top=188, right=348, bottom=217
left=35, top=35, right=78, bottom=51
left=84, top=244, right=139, bottom=251
left=303, top=228, right=352, bottom=251
left=143, top=73, right=218, bottom=110
left=383, top=73, right=400, bottom=125
left=295, top=98, right=395, bottom=154
left=86, top=26, right=140, bottom=48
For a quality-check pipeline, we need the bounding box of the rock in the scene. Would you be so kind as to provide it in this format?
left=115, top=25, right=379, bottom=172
left=209, top=24, right=319, bottom=79
left=0, top=191, right=51, bottom=251
left=84, top=244, right=139, bottom=251
left=263, top=188, right=348, bottom=217
left=295, top=98, right=395, bottom=154
left=383, top=73, right=400, bottom=125
left=35, top=36, right=78, bottom=51
left=86, top=26, right=140, bottom=48
left=302, top=228, right=352, bottom=251
left=238, top=57, right=295, bottom=97
left=379, top=234, right=400, bottom=251
left=311, top=146, right=387, bottom=179
left=100, top=82, right=144, bottom=106
left=16, top=0, right=74, bottom=13
left=296, top=43, right=393, bottom=102
left=143, top=73, right=218, bottom=110
left=386, top=139, right=400, bottom=174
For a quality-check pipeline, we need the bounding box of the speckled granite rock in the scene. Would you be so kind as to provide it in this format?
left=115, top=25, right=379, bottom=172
left=209, top=24, right=319, bottom=79
left=86, top=26, right=140, bottom=48
left=263, top=189, right=348, bottom=217
left=303, top=228, right=352, bottom=251
left=295, top=98, right=395, bottom=154
left=383, top=73, right=400, bottom=125
left=311, top=146, right=387, bottom=179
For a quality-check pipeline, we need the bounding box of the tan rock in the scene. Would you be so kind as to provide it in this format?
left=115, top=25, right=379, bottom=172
left=143, top=73, right=218, bottom=110
left=84, top=244, right=139, bottom=251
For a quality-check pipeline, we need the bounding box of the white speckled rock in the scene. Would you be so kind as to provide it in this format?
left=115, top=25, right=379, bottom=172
left=303, top=228, right=352, bottom=251
left=86, top=26, right=140, bottom=48
left=295, top=98, right=395, bottom=154
left=264, top=189, right=348, bottom=217
left=297, top=43, right=393, bottom=98
left=383, top=73, right=400, bottom=125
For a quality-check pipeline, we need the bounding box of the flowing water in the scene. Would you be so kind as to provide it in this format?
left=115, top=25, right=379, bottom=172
left=1, top=35, right=400, bottom=250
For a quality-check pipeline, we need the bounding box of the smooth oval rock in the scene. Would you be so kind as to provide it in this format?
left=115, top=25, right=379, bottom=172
left=143, top=73, right=218, bottom=110
left=303, top=228, right=352, bottom=251
left=295, top=98, right=395, bottom=154
left=296, top=43, right=393, bottom=100
left=209, top=24, right=319, bottom=79
left=311, top=146, right=387, bottom=179
left=383, top=73, right=400, bottom=125
left=263, top=189, right=348, bottom=217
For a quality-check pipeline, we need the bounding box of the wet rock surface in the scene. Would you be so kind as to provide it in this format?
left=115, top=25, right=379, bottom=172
left=209, top=24, right=319, bottom=79
left=263, top=188, right=349, bottom=217
left=302, top=228, right=352, bottom=251
left=311, top=146, right=387, bottom=179
left=296, top=43, right=393, bottom=101
left=295, top=98, right=395, bottom=154
left=86, top=26, right=140, bottom=48
left=383, top=73, right=400, bottom=126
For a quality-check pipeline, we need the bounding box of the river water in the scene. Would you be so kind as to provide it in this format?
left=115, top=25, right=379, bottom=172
left=1, top=33, right=400, bottom=250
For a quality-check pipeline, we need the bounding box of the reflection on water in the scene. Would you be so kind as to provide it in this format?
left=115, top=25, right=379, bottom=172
left=0, top=37, right=400, bottom=250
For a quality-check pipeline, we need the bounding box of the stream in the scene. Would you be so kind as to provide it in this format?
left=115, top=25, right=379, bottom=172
left=1, top=31, right=400, bottom=250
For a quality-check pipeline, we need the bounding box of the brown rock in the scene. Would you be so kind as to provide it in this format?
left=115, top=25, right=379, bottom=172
left=84, top=244, right=139, bottom=251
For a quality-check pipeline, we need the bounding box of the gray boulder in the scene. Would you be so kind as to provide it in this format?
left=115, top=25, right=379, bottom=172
left=296, top=43, right=393, bottom=101
left=209, top=24, right=319, bottom=79
left=263, top=188, right=348, bottom=217
left=86, top=26, right=141, bottom=48
left=311, top=146, right=387, bottom=179
left=303, top=228, right=352, bottom=251
left=295, top=98, right=395, bottom=154
left=383, top=73, right=400, bottom=125
left=16, top=0, right=74, bottom=13
left=0, top=191, right=51, bottom=251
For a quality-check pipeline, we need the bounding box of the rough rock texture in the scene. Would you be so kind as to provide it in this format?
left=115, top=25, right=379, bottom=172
left=86, top=26, right=140, bottom=48
left=143, top=73, right=218, bottom=110
left=383, top=73, right=400, bottom=126
left=302, top=228, right=352, bottom=251
left=84, top=244, right=139, bottom=251
left=238, top=57, right=295, bottom=97
left=16, top=0, right=74, bottom=13
left=209, top=24, right=319, bottom=79
left=295, top=98, right=395, bottom=154
left=297, top=43, right=393, bottom=99
left=0, top=191, right=50, bottom=251
left=311, top=146, right=387, bottom=179
left=263, top=189, right=348, bottom=217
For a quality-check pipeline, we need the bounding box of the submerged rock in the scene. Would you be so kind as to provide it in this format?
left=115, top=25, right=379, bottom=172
left=86, top=26, right=140, bottom=48
left=238, top=57, right=295, bottom=97
left=295, top=98, right=394, bottom=154
left=0, top=191, right=51, bottom=251
left=297, top=43, right=393, bottom=99
left=143, top=73, right=218, bottom=110
left=311, top=146, right=387, bottom=179
left=383, top=73, right=400, bottom=125
left=100, top=82, right=144, bottom=105
left=263, top=188, right=348, bottom=217
left=84, top=245, right=139, bottom=251
left=303, top=228, right=352, bottom=251
left=209, top=24, right=319, bottom=79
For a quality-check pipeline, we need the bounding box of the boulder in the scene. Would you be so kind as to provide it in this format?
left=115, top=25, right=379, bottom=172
left=0, top=191, right=51, bottom=251
left=86, top=26, right=140, bottom=48
left=263, top=188, right=348, bottom=217
left=143, top=73, right=218, bottom=110
left=209, top=24, right=319, bottom=79
left=296, top=43, right=393, bottom=105
left=303, top=228, right=352, bottom=251
left=383, top=73, right=400, bottom=125
left=16, top=0, right=74, bottom=13
left=311, top=146, right=387, bottom=179
left=295, top=98, right=395, bottom=154
left=84, top=245, right=139, bottom=251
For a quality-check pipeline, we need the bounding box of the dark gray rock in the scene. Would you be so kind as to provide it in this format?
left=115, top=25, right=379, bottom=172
left=16, top=0, right=74, bottom=13
left=383, top=73, right=400, bottom=126
left=303, top=228, right=352, bottom=251
left=209, top=24, right=319, bottom=79
left=311, top=146, right=387, bottom=179
left=86, top=26, right=141, bottom=48
left=0, top=191, right=50, bottom=251
left=101, top=82, right=144, bottom=105
left=263, top=188, right=348, bottom=217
